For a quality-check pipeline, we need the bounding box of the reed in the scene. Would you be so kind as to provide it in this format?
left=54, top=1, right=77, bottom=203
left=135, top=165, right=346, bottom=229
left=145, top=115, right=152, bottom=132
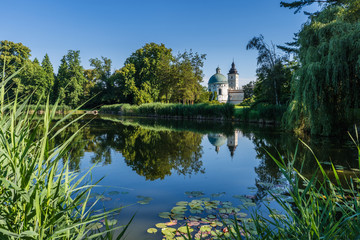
left=99, top=103, right=235, bottom=119
left=0, top=68, right=131, bottom=239
left=221, top=129, right=360, bottom=239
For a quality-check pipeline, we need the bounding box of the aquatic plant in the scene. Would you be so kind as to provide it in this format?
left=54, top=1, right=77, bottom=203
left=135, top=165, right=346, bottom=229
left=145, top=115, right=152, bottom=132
left=0, top=67, right=132, bottom=239
left=99, top=102, right=235, bottom=119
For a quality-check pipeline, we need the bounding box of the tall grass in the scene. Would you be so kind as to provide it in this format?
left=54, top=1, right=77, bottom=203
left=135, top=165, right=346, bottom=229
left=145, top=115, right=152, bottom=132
left=219, top=129, right=360, bottom=239
left=235, top=104, right=286, bottom=123
left=100, top=103, right=235, bottom=119
left=0, top=69, right=131, bottom=239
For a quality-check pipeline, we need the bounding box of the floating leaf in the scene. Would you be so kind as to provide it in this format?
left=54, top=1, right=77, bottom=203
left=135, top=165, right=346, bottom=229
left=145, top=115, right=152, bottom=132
left=237, top=212, right=248, bottom=218
left=106, top=219, right=118, bottom=226
left=147, top=228, right=157, bottom=234
left=156, top=223, right=167, bottom=228
left=161, top=227, right=177, bottom=236
left=200, top=225, right=212, bottom=233
left=100, top=197, right=112, bottom=202
left=108, top=191, right=120, bottom=196
left=88, top=222, right=103, bottom=230
left=178, top=226, right=193, bottom=233
left=159, top=212, right=171, bottom=219
left=176, top=201, right=188, bottom=206
left=121, top=191, right=129, bottom=194
left=188, top=221, right=200, bottom=226
left=165, top=220, right=177, bottom=226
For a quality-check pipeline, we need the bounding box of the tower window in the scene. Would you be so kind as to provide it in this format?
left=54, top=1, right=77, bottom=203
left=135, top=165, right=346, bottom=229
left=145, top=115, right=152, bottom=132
left=219, top=89, right=222, bottom=95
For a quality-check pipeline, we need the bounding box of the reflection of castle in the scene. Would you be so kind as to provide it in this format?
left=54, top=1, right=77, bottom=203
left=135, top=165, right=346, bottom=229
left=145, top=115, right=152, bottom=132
left=208, top=130, right=239, bottom=156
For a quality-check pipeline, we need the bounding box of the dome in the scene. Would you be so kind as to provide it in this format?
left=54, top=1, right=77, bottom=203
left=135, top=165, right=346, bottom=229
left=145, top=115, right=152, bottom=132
left=208, top=67, right=228, bottom=85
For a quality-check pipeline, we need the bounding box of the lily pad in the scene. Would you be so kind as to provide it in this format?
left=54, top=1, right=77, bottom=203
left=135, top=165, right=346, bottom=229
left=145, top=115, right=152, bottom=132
left=155, top=223, right=167, bottom=228
left=108, top=191, right=120, bottom=196
left=176, top=201, right=188, bottom=206
left=147, top=228, right=157, bottom=234
left=178, top=226, right=193, bottom=233
left=159, top=212, right=172, bottom=219
left=88, top=222, right=103, bottom=230
left=106, top=219, right=118, bottom=226
left=199, top=225, right=212, bottom=233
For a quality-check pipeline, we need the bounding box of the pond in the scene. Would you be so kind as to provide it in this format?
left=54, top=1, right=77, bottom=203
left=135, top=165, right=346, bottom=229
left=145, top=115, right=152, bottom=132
left=57, top=114, right=359, bottom=239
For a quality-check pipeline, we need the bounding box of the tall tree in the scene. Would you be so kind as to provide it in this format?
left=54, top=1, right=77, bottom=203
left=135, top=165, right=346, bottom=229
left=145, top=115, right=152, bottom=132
left=87, top=57, right=114, bottom=104
left=0, top=40, right=31, bottom=78
left=19, top=59, right=48, bottom=103
left=124, top=43, right=173, bottom=103
left=246, top=35, right=291, bottom=105
left=53, top=51, right=86, bottom=107
left=41, top=54, right=55, bottom=98
left=283, top=0, right=360, bottom=135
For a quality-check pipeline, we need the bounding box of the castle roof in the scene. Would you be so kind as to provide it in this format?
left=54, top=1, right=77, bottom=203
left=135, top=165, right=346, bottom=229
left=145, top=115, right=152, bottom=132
left=228, top=61, right=238, bottom=74
left=208, top=67, right=228, bottom=85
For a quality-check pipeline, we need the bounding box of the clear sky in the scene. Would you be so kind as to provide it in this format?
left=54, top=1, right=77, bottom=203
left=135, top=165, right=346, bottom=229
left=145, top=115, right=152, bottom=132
left=1, top=0, right=316, bottom=86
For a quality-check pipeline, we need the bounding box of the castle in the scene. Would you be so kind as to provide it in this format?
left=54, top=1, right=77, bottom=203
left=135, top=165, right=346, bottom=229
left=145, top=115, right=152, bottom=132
left=208, top=62, right=244, bottom=104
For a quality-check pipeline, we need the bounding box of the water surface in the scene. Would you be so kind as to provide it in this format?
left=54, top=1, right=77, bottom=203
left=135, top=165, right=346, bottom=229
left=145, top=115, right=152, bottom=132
left=58, top=115, right=358, bottom=239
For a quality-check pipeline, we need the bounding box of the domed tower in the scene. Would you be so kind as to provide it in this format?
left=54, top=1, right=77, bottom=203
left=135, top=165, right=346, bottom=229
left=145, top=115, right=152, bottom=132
left=208, top=67, right=229, bottom=103
left=228, top=61, right=239, bottom=90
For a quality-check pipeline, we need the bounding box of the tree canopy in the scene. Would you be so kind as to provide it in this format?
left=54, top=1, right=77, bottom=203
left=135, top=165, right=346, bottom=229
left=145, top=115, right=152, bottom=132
left=283, top=0, right=360, bottom=135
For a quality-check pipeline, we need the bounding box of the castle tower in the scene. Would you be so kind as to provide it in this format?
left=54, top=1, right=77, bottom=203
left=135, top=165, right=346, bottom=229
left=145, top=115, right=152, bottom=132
left=228, top=61, right=239, bottom=90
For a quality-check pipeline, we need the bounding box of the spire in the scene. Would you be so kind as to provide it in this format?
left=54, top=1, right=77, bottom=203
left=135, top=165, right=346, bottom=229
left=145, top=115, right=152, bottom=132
left=216, top=66, right=221, bottom=74
left=229, top=61, right=238, bottom=74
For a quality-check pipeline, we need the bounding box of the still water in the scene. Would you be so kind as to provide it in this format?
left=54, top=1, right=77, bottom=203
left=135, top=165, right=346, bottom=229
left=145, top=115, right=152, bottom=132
left=59, top=115, right=358, bottom=239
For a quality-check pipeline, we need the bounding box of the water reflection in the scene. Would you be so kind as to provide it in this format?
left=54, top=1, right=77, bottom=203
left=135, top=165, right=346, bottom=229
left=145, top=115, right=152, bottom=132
left=53, top=115, right=358, bottom=183
left=208, top=130, right=239, bottom=156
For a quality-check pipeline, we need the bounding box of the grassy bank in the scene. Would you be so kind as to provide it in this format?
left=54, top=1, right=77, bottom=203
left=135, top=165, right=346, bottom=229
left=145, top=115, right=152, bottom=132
left=99, top=103, right=235, bottom=119
left=235, top=104, right=287, bottom=123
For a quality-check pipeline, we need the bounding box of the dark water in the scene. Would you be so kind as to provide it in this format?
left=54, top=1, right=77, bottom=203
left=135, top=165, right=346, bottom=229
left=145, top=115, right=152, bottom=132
left=57, top=115, right=358, bottom=239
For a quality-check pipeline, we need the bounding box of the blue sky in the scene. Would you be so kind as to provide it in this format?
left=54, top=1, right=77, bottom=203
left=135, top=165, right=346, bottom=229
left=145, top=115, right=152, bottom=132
left=1, top=0, right=317, bottom=86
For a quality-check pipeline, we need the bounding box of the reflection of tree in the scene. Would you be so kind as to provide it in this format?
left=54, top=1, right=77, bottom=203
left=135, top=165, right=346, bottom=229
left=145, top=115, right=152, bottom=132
left=240, top=126, right=358, bottom=202
left=52, top=117, right=205, bottom=180
left=113, top=126, right=204, bottom=180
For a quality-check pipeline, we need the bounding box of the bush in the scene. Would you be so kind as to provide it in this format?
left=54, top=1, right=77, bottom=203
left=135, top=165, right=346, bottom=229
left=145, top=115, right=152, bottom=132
left=99, top=103, right=235, bottom=119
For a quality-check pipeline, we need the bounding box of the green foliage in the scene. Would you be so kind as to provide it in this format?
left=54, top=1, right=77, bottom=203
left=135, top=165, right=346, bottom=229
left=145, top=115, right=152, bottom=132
left=283, top=1, right=360, bottom=135
left=41, top=53, right=55, bottom=97
left=235, top=104, right=287, bottom=122
left=0, top=69, right=131, bottom=239
left=18, top=59, right=49, bottom=103
left=100, top=103, right=235, bottom=119
left=246, top=35, right=292, bottom=106
left=53, top=50, right=87, bottom=107
left=113, top=43, right=207, bottom=105
left=0, top=40, right=31, bottom=79
left=234, top=131, right=360, bottom=239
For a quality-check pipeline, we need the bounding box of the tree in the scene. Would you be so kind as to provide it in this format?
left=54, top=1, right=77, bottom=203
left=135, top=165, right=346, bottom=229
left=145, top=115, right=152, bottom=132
left=246, top=35, right=291, bottom=105
left=87, top=57, right=113, bottom=105
left=0, top=40, right=31, bottom=78
left=283, top=0, right=360, bottom=135
left=118, top=43, right=206, bottom=105
left=170, top=50, right=206, bottom=104
left=18, top=59, right=48, bottom=103
left=124, top=43, right=173, bottom=103
left=41, top=54, right=55, bottom=99
left=242, top=81, right=255, bottom=99
left=53, top=51, right=86, bottom=107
